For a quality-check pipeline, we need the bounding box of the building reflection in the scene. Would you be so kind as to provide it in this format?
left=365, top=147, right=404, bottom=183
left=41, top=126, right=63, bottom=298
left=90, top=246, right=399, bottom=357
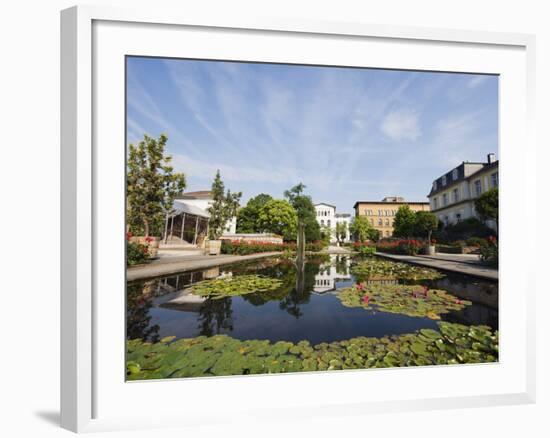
left=313, top=255, right=352, bottom=294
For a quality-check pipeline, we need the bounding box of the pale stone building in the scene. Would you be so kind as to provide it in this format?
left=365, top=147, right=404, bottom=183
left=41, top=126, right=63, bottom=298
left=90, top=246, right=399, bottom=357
left=427, top=154, right=498, bottom=230
left=353, top=196, right=430, bottom=238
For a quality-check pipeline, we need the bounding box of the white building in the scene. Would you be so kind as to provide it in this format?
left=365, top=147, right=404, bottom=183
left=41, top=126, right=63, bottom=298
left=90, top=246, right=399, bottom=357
left=175, top=190, right=237, bottom=234
left=427, top=154, right=498, bottom=229
left=314, top=203, right=352, bottom=243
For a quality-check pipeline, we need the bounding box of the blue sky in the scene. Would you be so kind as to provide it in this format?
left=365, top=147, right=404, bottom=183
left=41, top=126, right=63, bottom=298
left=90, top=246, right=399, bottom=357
left=126, top=57, right=498, bottom=214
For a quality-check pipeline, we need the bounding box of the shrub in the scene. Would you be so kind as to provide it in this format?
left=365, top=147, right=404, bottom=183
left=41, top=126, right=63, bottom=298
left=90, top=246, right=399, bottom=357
left=127, top=241, right=150, bottom=266
left=435, top=218, right=493, bottom=243
left=352, top=241, right=376, bottom=256
left=375, top=239, right=424, bottom=255
left=220, top=240, right=326, bottom=255
left=465, top=236, right=489, bottom=247
left=480, top=236, right=498, bottom=267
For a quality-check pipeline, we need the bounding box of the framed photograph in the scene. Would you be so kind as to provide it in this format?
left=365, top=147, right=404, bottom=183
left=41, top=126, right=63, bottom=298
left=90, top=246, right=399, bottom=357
left=61, top=5, right=536, bottom=432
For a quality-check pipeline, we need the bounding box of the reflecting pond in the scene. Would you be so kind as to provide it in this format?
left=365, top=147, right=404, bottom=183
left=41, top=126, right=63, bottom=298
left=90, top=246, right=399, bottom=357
left=127, top=255, right=498, bottom=345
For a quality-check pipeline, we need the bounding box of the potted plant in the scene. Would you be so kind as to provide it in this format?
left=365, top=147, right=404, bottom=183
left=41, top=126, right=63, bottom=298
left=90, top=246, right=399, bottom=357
left=206, top=170, right=241, bottom=256
left=414, top=211, right=438, bottom=256
left=126, top=134, right=186, bottom=259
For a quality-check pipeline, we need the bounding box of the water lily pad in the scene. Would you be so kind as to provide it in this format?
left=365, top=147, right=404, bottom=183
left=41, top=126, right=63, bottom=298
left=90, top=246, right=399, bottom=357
left=191, top=275, right=284, bottom=299
left=351, top=259, right=444, bottom=280
left=337, top=284, right=472, bottom=319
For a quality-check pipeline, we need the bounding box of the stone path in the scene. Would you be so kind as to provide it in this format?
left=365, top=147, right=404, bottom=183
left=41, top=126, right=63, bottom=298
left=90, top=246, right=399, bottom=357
left=375, top=252, right=498, bottom=281
left=324, top=245, right=354, bottom=254
left=127, top=252, right=282, bottom=281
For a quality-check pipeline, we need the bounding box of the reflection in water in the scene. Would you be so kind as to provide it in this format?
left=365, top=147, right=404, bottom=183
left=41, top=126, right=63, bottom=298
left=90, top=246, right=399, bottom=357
left=313, top=256, right=352, bottom=293
left=197, top=298, right=234, bottom=336
left=126, top=256, right=498, bottom=344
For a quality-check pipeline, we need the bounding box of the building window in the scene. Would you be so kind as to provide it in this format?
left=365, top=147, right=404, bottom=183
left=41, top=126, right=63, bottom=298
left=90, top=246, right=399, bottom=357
left=456, top=213, right=462, bottom=222
left=320, top=220, right=324, bottom=226
left=452, top=188, right=459, bottom=203
left=433, top=197, right=438, bottom=209
left=491, top=172, right=498, bottom=188
left=378, top=219, right=383, bottom=226
left=378, top=210, right=382, bottom=216
left=370, top=219, right=374, bottom=225
left=452, top=168, right=458, bottom=180
left=433, top=181, right=437, bottom=191
left=443, top=193, right=448, bottom=206
left=327, top=220, right=331, bottom=227
left=385, top=219, right=389, bottom=226
left=442, top=175, right=447, bottom=186
left=474, top=179, right=482, bottom=196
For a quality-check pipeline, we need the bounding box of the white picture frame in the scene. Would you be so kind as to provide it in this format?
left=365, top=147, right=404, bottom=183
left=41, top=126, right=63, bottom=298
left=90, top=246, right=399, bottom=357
left=61, top=4, right=536, bottom=433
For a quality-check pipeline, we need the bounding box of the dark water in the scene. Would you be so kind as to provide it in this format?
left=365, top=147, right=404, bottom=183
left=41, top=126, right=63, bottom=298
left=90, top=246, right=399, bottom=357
left=127, top=255, right=498, bottom=345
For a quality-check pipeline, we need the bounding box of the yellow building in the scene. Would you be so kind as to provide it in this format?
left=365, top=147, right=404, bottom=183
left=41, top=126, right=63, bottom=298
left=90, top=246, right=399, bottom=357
left=427, top=154, right=498, bottom=230
left=353, top=196, right=430, bottom=238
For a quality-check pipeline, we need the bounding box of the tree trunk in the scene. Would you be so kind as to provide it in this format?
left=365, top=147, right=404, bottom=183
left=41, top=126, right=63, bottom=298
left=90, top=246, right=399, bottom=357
left=296, top=221, right=305, bottom=265
left=143, top=217, right=150, bottom=237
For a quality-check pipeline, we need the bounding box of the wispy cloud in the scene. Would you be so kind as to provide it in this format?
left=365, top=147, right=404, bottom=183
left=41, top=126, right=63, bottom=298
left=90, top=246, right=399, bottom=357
left=127, top=58, right=498, bottom=211
left=380, top=109, right=421, bottom=142
left=467, top=75, right=489, bottom=89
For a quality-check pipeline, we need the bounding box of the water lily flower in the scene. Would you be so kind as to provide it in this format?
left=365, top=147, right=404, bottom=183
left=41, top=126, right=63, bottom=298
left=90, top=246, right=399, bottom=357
left=362, top=295, right=370, bottom=304
left=455, top=299, right=462, bottom=304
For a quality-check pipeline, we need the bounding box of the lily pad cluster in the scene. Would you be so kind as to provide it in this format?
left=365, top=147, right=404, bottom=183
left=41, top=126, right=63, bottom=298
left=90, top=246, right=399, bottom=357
left=351, top=259, right=444, bottom=280
left=337, top=283, right=472, bottom=319
left=191, top=274, right=284, bottom=300
left=126, top=322, right=498, bottom=380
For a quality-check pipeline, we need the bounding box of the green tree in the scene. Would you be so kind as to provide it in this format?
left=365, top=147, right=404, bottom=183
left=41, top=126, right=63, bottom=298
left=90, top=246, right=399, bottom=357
left=335, top=222, right=348, bottom=244
left=207, top=170, right=242, bottom=239
left=319, top=224, right=332, bottom=247
left=126, top=134, right=186, bottom=236
left=236, top=193, right=273, bottom=233
left=414, top=211, right=438, bottom=242
left=393, top=205, right=417, bottom=238
left=257, top=199, right=297, bottom=240
left=474, top=188, right=498, bottom=229
left=349, top=216, right=377, bottom=242
left=283, top=183, right=321, bottom=242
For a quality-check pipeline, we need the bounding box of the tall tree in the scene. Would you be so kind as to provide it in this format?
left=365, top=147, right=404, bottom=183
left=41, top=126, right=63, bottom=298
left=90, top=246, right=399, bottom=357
left=349, top=216, right=377, bottom=242
left=393, top=205, right=417, bottom=238
left=474, top=188, right=498, bottom=230
left=414, top=211, right=438, bottom=243
left=284, top=183, right=321, bottom=242
left=335, top=222, right=348, bottom=244
left=236, top=193, right=273, bottom=233
left=126, top=134, right=186, bottom=236
left=257, top=199, right=297, bottom=240
left=207, top=170, right=242, bottom=239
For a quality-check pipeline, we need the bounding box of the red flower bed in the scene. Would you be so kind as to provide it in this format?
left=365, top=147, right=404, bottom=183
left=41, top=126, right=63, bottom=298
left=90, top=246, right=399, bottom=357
left=375, top=239, right=424, bottom=255
left=221, top=240, right=325, bottom=255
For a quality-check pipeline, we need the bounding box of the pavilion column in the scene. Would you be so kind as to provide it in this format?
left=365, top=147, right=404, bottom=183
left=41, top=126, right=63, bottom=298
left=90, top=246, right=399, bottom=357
left=180, top=213, right=186, bottom=241
left=193, top=216, right=199, bottom=245
left=163, top=214, right=169, bottom=244
left=169, top=216, right=174, bottom=241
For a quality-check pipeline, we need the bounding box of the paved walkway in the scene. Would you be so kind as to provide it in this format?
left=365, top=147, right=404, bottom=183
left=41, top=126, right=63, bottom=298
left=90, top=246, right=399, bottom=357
left=324, top=245, right=354, bottom=255
left=127, top=252, right=282, bottom=281
left=375, top=252, right=498, bottom=281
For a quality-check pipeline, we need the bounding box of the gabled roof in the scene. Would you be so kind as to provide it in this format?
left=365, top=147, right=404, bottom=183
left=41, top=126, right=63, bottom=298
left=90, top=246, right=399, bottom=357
left=171, top=200, right=210, bottom=218
left=175, top=190, right=212, bottom=200
left=314, top=202, right=336, bottom=209
left=428, top=160, right=498, bottom=197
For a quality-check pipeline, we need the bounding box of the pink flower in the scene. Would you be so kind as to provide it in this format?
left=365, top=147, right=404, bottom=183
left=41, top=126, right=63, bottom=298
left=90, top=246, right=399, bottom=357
left=362, top=295, right=370, bottom=304
left=455, top=299, right=462, bottom=304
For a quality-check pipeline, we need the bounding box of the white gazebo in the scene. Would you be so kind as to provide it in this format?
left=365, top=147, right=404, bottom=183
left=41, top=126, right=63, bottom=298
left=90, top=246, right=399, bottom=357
left=163, top=200, right=210, bottom=246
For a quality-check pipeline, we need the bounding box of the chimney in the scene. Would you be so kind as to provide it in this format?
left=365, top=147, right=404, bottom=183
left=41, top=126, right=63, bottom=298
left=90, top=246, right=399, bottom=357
left=487, top=153, right=496, bottom=164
